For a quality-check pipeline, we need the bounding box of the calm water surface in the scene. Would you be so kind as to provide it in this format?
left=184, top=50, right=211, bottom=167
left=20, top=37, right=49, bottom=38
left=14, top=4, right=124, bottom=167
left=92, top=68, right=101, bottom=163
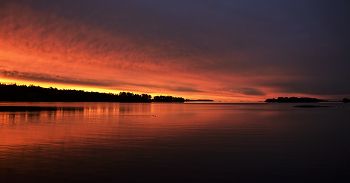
left=0, top=102, right=349, bottom=182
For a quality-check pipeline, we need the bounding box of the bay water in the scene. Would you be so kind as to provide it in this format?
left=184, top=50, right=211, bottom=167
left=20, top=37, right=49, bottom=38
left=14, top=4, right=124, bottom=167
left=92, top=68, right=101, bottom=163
left=1, top=102, right=349, bottom=182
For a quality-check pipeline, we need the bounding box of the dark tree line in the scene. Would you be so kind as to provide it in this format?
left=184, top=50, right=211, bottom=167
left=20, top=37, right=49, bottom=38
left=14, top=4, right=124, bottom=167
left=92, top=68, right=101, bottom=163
left=265, top=97, right=326, bottom=103
left=153, top=95, right=184, bottom=102
left=0, top=84, right=184, bottom=102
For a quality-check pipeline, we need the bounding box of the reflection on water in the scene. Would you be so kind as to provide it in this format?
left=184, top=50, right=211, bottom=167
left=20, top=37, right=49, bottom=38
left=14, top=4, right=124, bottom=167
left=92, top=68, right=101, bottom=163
left=0, top=102, right=350, bottom=182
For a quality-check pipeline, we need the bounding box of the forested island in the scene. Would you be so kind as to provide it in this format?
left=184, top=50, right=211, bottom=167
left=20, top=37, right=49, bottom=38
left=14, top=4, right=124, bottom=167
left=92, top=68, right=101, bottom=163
left=0, top=84, right=185, bottom=102
left=266, top=97, right=350, bottom=103
left=265, top=97, right=326, bottom=103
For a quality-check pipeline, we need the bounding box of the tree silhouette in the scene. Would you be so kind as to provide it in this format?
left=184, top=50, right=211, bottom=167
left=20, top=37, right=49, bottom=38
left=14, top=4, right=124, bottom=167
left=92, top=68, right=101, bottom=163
left=265, top=97, right=326, bottom=103
left=0, top=83, right=185, bottom=102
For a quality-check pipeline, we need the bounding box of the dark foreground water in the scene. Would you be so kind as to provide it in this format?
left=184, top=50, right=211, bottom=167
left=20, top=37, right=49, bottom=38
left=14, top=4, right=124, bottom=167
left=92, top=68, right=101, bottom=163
left=0, top=102, right=349, bottom=182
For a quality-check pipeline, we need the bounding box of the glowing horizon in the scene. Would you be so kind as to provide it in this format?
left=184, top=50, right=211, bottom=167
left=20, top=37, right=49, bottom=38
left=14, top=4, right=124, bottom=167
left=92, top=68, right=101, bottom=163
left=0, top=78, right=258, bottom=102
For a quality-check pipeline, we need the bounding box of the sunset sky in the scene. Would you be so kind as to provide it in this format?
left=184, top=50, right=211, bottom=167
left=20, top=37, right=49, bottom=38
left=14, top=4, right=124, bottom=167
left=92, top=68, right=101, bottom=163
left=1, top=0, right=349, bottom=102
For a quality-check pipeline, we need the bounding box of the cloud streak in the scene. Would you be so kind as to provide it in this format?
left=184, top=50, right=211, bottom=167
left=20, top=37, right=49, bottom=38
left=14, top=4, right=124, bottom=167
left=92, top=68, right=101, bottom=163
left=0, top=70, right=114, bottom=87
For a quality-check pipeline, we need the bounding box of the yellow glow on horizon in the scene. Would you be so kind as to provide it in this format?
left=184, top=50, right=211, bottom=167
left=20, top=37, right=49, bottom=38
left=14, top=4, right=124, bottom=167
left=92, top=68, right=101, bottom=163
left=0, top=78, right=201, bottom=99
left=0, top=78, right=255, bottom=102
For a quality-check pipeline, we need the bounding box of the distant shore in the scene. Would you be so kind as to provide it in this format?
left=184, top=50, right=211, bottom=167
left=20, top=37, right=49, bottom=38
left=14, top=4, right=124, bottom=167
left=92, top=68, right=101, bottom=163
left=265, top=97, right=349, bottom=103
left=0, top=83, right=212, bottom=103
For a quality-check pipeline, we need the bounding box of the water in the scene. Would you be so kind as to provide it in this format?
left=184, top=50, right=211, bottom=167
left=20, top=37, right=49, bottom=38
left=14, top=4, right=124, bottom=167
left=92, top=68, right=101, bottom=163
left=0, top=102, right=349, bottom=182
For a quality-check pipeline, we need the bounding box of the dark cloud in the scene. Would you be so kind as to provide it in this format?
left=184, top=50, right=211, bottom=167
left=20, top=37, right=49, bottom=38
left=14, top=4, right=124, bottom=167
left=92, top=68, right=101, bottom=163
left=261, top=78, right=350, bottom=96
left=117, top=82, right=204, bottom=93
left=172, top=87, right=203, bottom=93
left=236, top=88, right=265, bottom=96
left=0, top=69, right=204, bottom=94
left=0, top=70, right=114, bottom=87
left=224, top=87, right=265, bottom=96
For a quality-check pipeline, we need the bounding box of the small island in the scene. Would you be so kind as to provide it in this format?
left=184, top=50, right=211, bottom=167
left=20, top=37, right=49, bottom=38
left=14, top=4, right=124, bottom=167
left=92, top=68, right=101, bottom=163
left=265, top=97, right=326, bottom=103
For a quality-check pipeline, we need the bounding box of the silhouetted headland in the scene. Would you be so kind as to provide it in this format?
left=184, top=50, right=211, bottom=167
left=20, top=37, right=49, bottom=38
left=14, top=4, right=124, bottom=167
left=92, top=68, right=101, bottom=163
left=0, top=83, right=191, bottom=103
left=265, top=97, right=327, bottom=103
left=343, top=98, right=350, bottom=103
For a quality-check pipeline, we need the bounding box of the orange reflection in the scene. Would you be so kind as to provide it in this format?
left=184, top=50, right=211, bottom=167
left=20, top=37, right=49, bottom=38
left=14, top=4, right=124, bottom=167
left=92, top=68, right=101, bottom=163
left=0, top=103, right=292, bottom=149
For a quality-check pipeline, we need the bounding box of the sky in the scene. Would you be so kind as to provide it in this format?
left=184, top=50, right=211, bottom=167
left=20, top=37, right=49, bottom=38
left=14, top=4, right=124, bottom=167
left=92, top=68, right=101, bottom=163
left=1, top=0, right=349, bottom=102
